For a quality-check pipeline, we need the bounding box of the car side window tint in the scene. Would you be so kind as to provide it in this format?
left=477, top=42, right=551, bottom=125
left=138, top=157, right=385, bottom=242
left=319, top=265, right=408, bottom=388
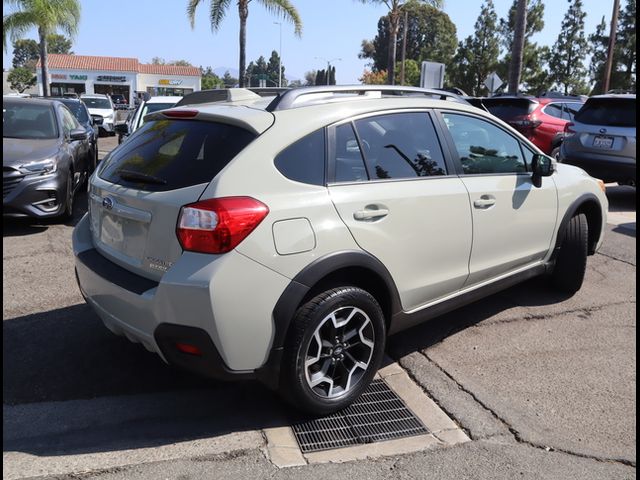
left=544, top=103, right=564, bottom=119
left=442, top=113, right=527, bottom=174
left=274, top=129, right=325, bottom=186
left=61, top=107, right=79, bottom=136
left=563, top=102, right=583, bottom=121
left=353, top=112, right=447, bottom=180
left=334, top=123, right=368, bottom=182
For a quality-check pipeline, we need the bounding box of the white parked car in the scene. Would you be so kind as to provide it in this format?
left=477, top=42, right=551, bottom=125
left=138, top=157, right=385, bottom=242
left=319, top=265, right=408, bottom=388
left=80, top=94, right=115, bottom=135
left=115, top=95, right=182, bottom=144
left=73, top=86, right=608, bottom=414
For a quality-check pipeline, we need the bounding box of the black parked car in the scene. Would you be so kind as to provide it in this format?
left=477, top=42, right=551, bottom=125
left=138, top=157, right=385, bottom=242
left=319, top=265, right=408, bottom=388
left=3, top=98, right=92, bottom=219
left=51, top=97, right=100, bottom=174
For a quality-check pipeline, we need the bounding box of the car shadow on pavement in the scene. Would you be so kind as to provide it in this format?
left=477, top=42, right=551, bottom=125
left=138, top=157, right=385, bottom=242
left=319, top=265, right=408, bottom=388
left=388, top=276, right=572, bottom=360
left=3, top=303, right=291, bottom=457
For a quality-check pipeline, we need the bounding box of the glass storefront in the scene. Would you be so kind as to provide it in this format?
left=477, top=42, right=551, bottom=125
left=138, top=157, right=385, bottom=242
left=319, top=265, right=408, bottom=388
left=94, top=84, right=130, bottom=98
left=50, top=82, right=86, bottom=96
left=146, top=87, right=194, bottom=97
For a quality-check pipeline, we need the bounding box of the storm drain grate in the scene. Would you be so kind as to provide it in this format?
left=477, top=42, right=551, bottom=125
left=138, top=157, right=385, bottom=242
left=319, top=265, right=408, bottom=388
left=292, top=379, right=429, bottom=453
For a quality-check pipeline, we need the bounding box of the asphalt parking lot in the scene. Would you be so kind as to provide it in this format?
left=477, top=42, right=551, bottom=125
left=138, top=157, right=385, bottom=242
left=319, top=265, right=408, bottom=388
left=3, top=136, right=636, bottom=479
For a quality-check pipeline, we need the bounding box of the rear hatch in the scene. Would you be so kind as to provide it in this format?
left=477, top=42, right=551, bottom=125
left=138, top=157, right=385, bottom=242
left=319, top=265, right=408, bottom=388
left=567, top=97, right=636, bottom=158
left=89, top=108, right=271, bottom=281
left=482, top=97, right=539, bottom=133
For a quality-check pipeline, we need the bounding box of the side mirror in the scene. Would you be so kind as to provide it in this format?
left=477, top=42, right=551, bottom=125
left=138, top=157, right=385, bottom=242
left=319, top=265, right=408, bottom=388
left=114, top=123, right=129, bottom=135
left=91, top=114, right=104, bottom=126
left=69, top=127, right=89, bottom=141
left=531, top=153, right=554, bottom=188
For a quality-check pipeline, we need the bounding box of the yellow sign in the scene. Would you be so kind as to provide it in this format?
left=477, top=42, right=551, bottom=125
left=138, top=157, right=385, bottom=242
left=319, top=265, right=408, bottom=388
left=159, top=79, right=183, bottom=85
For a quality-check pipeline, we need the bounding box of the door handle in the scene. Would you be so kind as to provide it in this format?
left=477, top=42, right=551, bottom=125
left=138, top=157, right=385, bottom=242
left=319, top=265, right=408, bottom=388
left=354, top=207, right=389, bottom=221
left=473, top=196, right=496, bottom=209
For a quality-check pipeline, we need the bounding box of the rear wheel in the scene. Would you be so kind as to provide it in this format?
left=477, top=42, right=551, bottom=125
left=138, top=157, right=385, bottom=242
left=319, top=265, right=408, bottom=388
left=551, top=213, right=588, bottom=294
left=280, top=287, right=386, bottom=415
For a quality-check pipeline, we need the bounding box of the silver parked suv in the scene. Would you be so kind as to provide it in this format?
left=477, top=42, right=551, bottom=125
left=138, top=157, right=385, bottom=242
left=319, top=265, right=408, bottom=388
left=73, top=86, right=608, bottom=414
left=560, top=94, right=636, bottom=187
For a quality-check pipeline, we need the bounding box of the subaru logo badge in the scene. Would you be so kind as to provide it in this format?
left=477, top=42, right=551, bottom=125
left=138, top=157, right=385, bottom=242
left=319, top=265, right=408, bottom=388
left=599, top=128, right=607, bottom=134
left=102, top=196, right=114, bottom=210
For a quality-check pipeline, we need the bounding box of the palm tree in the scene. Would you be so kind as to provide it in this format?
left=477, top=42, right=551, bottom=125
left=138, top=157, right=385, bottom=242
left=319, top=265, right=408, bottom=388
left=359, top=0, right=442, bottom=85
left=187, top=0, right=302, bottom=87
left=3, top=0, right=81, bottom=97
left=508, top=0, right=528, bottom=94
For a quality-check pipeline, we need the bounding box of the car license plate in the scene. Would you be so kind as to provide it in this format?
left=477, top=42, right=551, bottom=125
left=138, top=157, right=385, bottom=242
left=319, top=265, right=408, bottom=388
left=593, top=135, right=614, bottom=149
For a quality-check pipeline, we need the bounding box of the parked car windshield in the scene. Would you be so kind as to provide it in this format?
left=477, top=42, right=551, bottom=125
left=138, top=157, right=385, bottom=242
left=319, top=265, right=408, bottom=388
left=82, top=97, right=112, bottom=109
left=482, top=98, right=537, bottom=120
left=574, top=98, right=636, bottom=127
left=99, top=119, right=256, bottom=191
left=3, top=102, right=58, bottom=139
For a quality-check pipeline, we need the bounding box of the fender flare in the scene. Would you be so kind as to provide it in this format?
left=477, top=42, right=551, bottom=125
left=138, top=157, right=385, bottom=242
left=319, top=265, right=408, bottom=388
left=550, top=192, right=603, bottom=262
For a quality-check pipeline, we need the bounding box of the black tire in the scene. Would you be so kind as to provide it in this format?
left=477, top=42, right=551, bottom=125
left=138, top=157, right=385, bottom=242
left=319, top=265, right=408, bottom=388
left=280, top=287, right=386, bottom=415
left=60, top=168, right=74, bottom=220
left=551, top=213, right=588, bottom=294
left=551, top=147, right=561, bottom=160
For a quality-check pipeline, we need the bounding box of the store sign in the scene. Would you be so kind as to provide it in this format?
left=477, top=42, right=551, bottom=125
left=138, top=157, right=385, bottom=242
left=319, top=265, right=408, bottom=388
left=159, top=79, right=183, bottom=85
left=96, top=75, right=127, bottom=82
left=51, top=74, right=67, bottom=80
left=69, top=74, right=88, bottom=80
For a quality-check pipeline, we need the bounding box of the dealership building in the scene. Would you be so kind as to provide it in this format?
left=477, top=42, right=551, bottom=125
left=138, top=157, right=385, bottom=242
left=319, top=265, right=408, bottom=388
left=35, top=54, right=201, bottom=103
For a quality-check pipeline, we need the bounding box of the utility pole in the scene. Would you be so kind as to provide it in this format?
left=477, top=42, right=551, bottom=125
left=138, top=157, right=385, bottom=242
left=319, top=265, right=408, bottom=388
left=400, top=8, right=408, bottom=85
left=602, top=0, right=620, bottom=93
left=274, top=22, right=282, bottom=87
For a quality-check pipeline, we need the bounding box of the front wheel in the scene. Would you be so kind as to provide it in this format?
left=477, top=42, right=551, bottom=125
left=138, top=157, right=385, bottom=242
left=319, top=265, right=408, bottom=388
left=550, top=213, right=588, bottom=294
left=280, top=287, right=386, bottom=415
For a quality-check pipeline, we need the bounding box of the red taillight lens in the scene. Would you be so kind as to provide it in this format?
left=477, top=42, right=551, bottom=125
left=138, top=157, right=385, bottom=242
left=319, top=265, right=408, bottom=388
left=162, top=109, right=198, bottom=118
left=510, top=119, right=542, bottom=129
left=564, top=122, right=576, bottom=134
left=176, top=197, right=269, bottom=254
left=175, top=342, right=202, bottom=356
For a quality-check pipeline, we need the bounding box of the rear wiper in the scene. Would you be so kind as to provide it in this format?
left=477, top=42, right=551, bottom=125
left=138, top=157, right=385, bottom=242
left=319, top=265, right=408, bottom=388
left=117, top=169, right=167, bottom=185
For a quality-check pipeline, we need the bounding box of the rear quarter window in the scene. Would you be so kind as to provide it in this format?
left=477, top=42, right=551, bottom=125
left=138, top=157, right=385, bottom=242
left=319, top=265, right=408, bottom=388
left=274, top=129, right=325, bottom=186
left=99, top=119, right=256, bottom=191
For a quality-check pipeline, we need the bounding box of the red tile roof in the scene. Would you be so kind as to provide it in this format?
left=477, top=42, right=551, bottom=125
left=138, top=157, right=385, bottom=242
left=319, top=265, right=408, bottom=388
left=138, top=63, right=201, bottom=76
left=38, top=54, right=200, bottom=77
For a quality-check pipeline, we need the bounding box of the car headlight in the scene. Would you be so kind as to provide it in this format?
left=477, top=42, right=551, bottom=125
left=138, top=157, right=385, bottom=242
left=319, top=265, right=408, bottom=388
left=19, top=158, right=58, bottom=175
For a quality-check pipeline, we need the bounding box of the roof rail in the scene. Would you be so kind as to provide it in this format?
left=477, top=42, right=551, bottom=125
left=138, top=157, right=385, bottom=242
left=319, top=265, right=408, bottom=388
left=265, top=85, right=467, bottom=111
left=176, top=87, right=288, bottom=107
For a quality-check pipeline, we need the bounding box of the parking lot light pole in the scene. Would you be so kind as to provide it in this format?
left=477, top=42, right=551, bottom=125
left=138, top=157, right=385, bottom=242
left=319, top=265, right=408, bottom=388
left=274, top=22, right=282, bottom=88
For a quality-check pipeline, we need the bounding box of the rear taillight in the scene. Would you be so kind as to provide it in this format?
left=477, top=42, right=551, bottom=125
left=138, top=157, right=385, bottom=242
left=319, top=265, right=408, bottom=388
left=510, top=119, right=542, bottom=129
left=564, top=122, right=576, bottom=136
left=176, top=197, right=269, bottom=254
left=162, top=109, right=198, bottom=118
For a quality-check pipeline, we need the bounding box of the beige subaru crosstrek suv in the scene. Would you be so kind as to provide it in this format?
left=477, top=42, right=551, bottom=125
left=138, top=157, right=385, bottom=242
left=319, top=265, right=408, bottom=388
left=73, top=86, right=608, bottom=414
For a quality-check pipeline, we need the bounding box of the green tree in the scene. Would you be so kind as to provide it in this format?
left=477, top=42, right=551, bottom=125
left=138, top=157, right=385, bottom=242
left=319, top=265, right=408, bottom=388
left=395, top=59, right=420, bottom=85
left=360, top=2, right=456, bottom=77
left=12, top=39, right=39, bottom=69
left=357, top=0, right=443, bottom=84
left=304, top=70, right=317, bottom=86
left=222, top=70, right=238, bottom=87
left=548, top=0, right=589, bottom=95
left=449, top=0, right=500, bottom=96
left=47, top=33, right=72, bottom=54
left=187, top=0, right=302, bottom=87
left=246, top=55, right=268, bottom=86
left=267, top=50, right=286, bottom=87
left=3, top=0, right=81, bottom=97
left=616, top=0, right=636, bottom=91
left=200, top=66, right=223, bottom=89
left=587, top=16, right=611, bottom=94
left=360, top=69, right=388, bottom=84
left=7, top=66, right=36, bottom=92
left=497, top=0, right=548, bottom=94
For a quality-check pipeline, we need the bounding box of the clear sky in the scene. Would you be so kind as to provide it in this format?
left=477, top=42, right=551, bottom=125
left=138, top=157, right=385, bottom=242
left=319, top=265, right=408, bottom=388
left=2, top=0, right=621, bottom=84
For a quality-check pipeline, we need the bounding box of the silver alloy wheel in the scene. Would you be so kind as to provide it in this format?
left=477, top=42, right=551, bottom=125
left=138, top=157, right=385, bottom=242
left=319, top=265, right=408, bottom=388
left=304, top=306, right=375, bottom=399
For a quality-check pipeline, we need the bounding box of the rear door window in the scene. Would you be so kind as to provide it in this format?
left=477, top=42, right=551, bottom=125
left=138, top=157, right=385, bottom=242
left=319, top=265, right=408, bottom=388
left=99, top=119, right=256, bottom=191
left=574, top=98, right=636, bottom=127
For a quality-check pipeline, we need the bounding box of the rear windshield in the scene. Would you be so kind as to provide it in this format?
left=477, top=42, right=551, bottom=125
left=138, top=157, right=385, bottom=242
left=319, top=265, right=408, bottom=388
left=99, top=119, right=256, bottom=191
left=574, top=98, right=636, bottom=127
left=482, top=98, right=537, bottom=120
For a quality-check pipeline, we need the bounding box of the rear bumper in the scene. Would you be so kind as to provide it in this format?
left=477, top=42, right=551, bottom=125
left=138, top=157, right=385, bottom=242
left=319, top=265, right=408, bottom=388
left=72, top=213, right=290, bottom=382
left=560, top=145, right=636, bottom=184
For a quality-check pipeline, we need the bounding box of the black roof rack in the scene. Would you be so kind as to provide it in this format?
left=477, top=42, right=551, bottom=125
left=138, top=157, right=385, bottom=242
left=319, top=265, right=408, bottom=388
left=264, top=85, right=468, bottom=111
